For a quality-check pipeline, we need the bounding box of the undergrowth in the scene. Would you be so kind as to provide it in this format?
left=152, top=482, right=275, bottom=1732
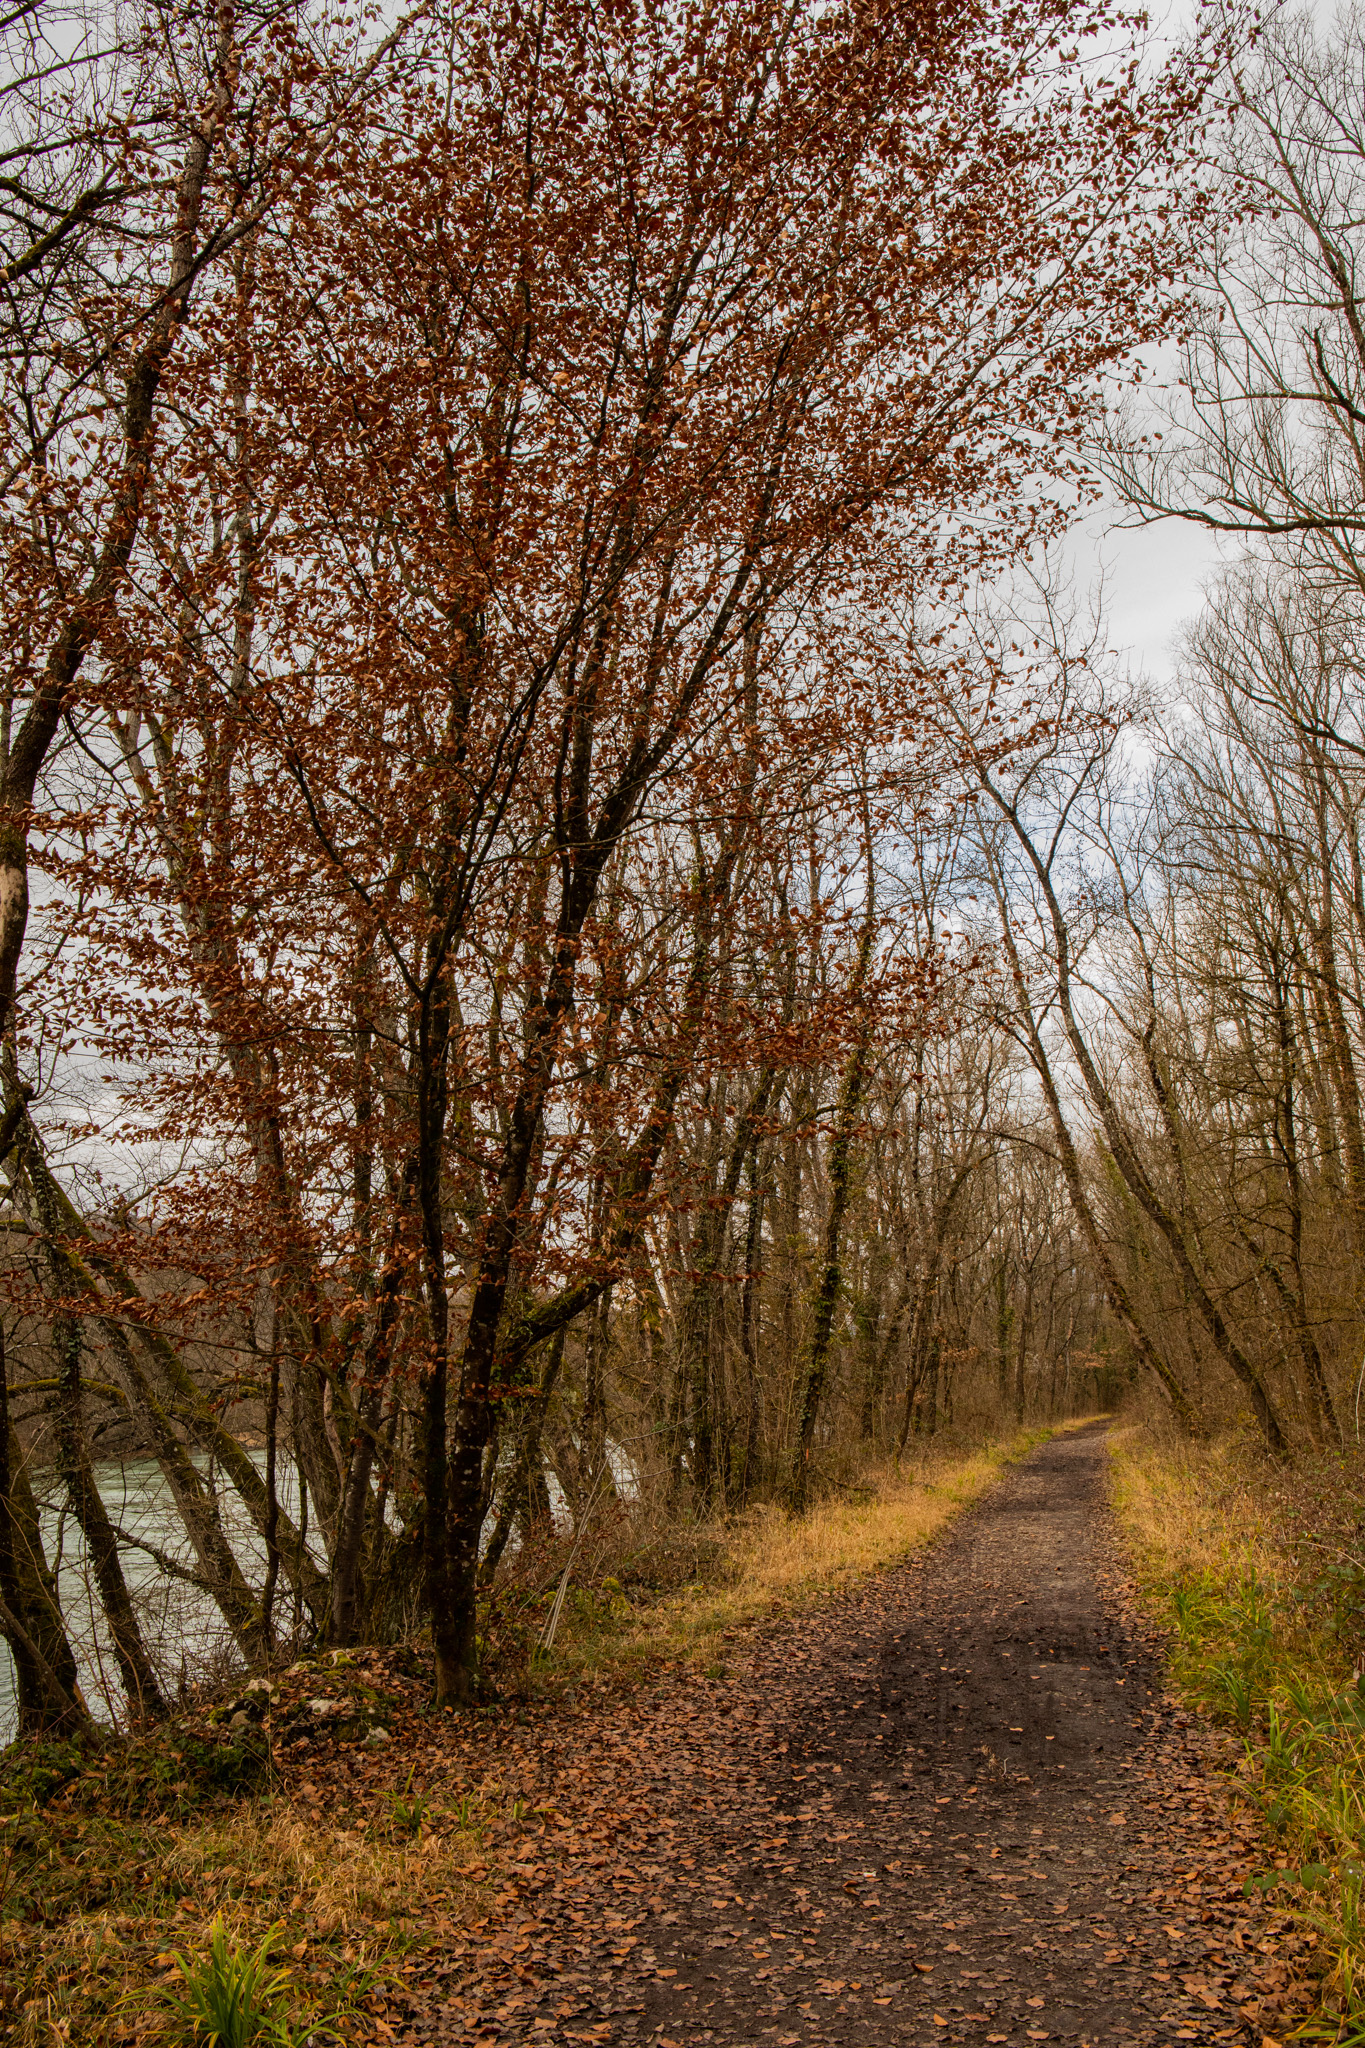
left=1111, top=1423, right=1365, bottom=2042
left=0, top=1650, right=485, bottom=2043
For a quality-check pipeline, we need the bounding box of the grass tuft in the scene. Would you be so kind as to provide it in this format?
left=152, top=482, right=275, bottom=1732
left=156, top=1913, right=298, bottom=2047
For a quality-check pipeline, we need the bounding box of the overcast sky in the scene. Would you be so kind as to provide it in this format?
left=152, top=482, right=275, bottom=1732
left=1071, top=499, right=1229, bottom=692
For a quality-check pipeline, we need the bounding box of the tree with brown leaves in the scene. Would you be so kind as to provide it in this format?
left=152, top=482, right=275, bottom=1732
left=4, top=0, right=1212, bottom=1719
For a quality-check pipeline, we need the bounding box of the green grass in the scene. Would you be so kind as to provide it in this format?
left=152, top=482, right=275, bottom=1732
left=1112, top=1426, right=1365, bottom=2034
left=156, top=1915, right=299, bottom=2047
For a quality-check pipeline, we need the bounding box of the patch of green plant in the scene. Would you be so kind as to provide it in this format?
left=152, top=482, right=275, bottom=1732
left=383, top=1768, right=431, bottom=1838
left=155, top=1914, right=301, bottom=2046
left=78, top=1725, right=275, bottom=1820
left=0, top=1733, right=96, bottom=1813
left=2, top=1714, right=277, bottom=1829
left=152, top=1913, right=366, bottom=2047
left=1150, top=1561, right=1365, bottom=2027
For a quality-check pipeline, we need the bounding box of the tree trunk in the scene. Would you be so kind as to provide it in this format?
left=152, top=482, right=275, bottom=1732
left=790, top=976, right=874, bottom=1506
left=985, top=850, right=1197, bottom=1430
left=51, top=1311, right=166, bottom=1720
left=582, top=1289, right=615, bottom=1501
left=480, top=1329, right=566, bottom=1586
left=679, top=1071, right=777, bottom=1510
left=734, top=1145, right=765, bottom=1501
left=0, top=1326, right=91, bottom=1735
left=1012, top=1277, right=1033, bottom=1423
left=983, top=801, right=1247, bottom=1444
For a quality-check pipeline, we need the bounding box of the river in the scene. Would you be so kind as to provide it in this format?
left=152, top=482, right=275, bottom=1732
left=0, top=1455, right=310, bottom=1744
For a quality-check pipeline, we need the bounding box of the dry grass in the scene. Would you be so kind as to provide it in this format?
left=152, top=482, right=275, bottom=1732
left=1107, top=1421, right=1287, bottom=1594
left=156, top=1802, right=487, bottom=1938
left=0, top=1785, right=491, bottom=2043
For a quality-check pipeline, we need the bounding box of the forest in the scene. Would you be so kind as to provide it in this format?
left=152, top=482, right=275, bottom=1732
left=1, top=0, right=1363, bottom=1759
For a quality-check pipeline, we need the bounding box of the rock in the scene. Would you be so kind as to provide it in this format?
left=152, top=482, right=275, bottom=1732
left=364, top=1726, right=393, bottom=1749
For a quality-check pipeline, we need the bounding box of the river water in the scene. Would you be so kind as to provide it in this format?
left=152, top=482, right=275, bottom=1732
left=0, top=1456, right=306, bottom=1744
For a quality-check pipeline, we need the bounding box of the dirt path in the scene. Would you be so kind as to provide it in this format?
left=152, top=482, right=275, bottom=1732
left=399, top=1425, right=1305, bottom=2048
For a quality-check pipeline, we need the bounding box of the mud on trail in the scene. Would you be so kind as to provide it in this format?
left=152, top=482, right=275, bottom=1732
left=397, top=1425, right=1308, bottom=2047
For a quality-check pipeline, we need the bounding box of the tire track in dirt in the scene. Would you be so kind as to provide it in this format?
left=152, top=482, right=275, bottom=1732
left=399, top=1424, right=1304, bottom=2048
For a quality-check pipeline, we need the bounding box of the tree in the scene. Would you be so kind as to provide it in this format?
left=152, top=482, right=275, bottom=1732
left=1114, top=2, right=1365, bottom=591
left=3, top=0, right=1211, bottom=1716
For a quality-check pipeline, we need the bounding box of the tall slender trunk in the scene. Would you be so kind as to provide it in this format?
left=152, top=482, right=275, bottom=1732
left=924, top=1335, right=942, bottom=1434
left=1012, top=1276, right=1033, bottom=1423
left=790, top=887, right=876, bottom=1510
left=856, top=1265, right=893, bottom=1445
left=680, top=1071, right=777, bottom=1510
left=480, top=1328, right=566, bottom=1586
left=582, top=1286, right=615, bottom=1499
left=412, top=965, right=459, bottom=1699
left=897, top=1269, right=935, bottom=1452
left=1310, top=825, right=1365, bottom=1272
left=260, top=1333, right=282, bottom=1650
left=1270, top=967, right=1341, bottom=1442
left=734, top=1145, right=766, bottom=1502
left=5, top=1095, right=322, bottom=1627
left=983, top=790, right=1274, bottom=1449
left=331, top=1171, right=416, bottom=1644
left=441, top=702, right=766, bottom=1697
left=993, top=1263, right=1014, bottom=1414
left=988, top=871, right=1196, bottom=1431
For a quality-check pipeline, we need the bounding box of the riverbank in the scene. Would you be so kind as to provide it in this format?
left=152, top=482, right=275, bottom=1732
left=0, top=1424, right=1070, bottom=2044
